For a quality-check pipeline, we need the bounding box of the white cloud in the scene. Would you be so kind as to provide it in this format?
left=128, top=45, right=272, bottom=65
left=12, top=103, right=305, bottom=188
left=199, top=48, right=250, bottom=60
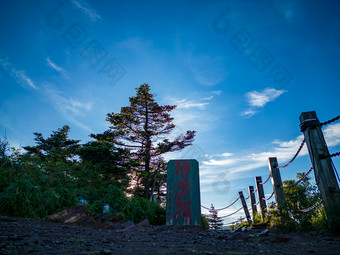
left=211, top=90, right=222, bottom=96
left=241, top=88, right=286, bottom=118
left=0, top=57, right=37, bottom=90
left=46, top=57, right=69, bottom=79
left=202, top=123, right=340, bottom=183
left=241, top=109, right=257, bottom=118
left=43, top=84, right=93, bottom=132
left=324, top=123, right=340, bottom=147
left=247, top=88, right=286, bottom=107
left=70, top=0, right=101, bottom=21
left=44, top=85, right=92, bottom=115
left=175, top=98, right=209, bottom=110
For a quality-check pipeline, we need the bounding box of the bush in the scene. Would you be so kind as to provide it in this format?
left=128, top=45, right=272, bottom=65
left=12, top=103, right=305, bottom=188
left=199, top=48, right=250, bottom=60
left=123, top=197, right=165, bottom=225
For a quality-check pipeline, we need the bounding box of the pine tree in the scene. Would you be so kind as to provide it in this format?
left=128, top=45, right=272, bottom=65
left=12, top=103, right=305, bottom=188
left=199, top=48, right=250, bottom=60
left=23, top=125, right=80, bottom=162
left=208, top=204, right=224, bottom=230
left=104, top=83, right=196, bottom=199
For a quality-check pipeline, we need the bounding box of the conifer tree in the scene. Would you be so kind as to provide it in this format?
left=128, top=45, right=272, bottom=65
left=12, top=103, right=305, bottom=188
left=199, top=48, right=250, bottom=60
left=208, top=204, right=224, bottom=230
left=103, top=83, right=196, bottom=199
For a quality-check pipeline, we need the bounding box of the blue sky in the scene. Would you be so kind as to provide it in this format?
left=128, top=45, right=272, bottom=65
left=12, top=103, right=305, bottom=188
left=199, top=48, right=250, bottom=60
left=1, top=0, right=340, bottom=223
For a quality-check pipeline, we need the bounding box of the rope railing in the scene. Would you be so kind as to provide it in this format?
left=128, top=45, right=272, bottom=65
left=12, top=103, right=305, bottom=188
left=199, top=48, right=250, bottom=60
left=252, top=188, right=258, bottom=194
left=259, top=174, right=271, bottom=185
left=262, top=191, right=275, bottom=201
left=215, top=197, right=240, bottom=211
left=291, top=201, right=322, bottom=213
left=201, top=197, right=241, bottom=212
left=224, top=217, right=245, bottom=225
left=219, top=206, right=243, bottom=218
left=277, top=139, right=305, bottom=169
left=281, top=166, right=313, bottom=189
left=201, top=205, right=211, bottom=210
left=329, top=151, right=340, bottom=158
left=320, top=115, right=340, bottom=127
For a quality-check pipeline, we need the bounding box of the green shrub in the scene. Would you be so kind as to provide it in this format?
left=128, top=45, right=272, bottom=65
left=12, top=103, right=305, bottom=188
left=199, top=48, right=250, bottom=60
left=201, top=215, right=209, bottom=230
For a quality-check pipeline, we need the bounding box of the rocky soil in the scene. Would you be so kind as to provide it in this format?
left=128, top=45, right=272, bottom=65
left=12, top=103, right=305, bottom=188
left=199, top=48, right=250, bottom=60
left=1, top=214, right=340, bottom=255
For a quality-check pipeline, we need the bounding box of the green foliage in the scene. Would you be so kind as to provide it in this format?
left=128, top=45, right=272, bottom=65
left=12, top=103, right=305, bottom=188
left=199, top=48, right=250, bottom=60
left=23, top=125, right=80, bottom=162
left=0, top=160, right=76, bottom=218
left=123, top=197, right=165, bottom=225
left=206, top=204, right=224, bottom=230
left=201, top=215, right=210, bottom=230
left=86, top=185, right=128, bottom=215
left=263, top=171, right=328, bottom=232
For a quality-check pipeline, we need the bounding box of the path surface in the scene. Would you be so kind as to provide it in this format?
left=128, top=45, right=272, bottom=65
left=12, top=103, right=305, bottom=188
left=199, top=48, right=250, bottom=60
left=1, top=216, right=340, bottom=254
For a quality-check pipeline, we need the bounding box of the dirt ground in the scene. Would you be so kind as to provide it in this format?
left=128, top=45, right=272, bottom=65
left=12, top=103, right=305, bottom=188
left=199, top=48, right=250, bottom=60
left=1, top=215, right=340, bottom=255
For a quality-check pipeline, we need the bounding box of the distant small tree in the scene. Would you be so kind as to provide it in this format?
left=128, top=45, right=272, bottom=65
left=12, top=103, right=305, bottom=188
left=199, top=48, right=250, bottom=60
left=207, top=204, right=224, bottom=230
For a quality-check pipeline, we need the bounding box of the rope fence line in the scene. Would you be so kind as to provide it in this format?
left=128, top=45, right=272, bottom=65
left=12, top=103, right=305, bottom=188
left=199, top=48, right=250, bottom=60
left=291, top=201, right=322, bottom=213
left=201, top=197, right=241, bottom=212
left=281, top=166, right=313, bottom=189
left=219, top=207, right=243, bottom=219
left=201, top=113, right=339, bottom=226
left=329, top=151, right=340, bottom=158
left=259, top=174, right=271, bottom=185
left=320, top=115, right=340, bottom=127
left=215, top=197, right=240, bottom=211
left=277, top=139, right=305, bottom=169
left=262, top=191, right=275, bottom=201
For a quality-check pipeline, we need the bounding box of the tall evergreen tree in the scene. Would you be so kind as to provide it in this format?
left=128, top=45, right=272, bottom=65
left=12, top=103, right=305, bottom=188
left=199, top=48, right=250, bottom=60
left=104, top=83, right=196, bottom=199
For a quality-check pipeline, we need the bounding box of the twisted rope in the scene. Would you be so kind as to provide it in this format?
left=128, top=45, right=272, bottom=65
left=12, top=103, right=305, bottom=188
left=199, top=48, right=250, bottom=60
left=292, top=201, right=321, bottom=213
left=281, top=166, right=313, bottom=189
left=201, top=205, right=211, bottom=210
left=259, top=174, right=271, bottom=185
left=262, top=191, right=275, bottom=201
left=277, top=139, right=305, bottom=168
left=329, top=151, right=340, bottom=158
left=219, top=207, right=243, bottom=218
left=320, top=115, right=340, bottom=127
left=215, top=197, right=240, bottom=211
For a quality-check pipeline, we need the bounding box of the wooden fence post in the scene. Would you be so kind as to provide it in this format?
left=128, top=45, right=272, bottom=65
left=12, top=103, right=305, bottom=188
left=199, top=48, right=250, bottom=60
left=255, top=176, right=266, bottom=221
left=268, top=157, right=286, bottom=210
left=248, top=186, right=257, bottom=220
left=300, top=111, right=340, bottom=230
left=239, top=191, right=252, bottom=225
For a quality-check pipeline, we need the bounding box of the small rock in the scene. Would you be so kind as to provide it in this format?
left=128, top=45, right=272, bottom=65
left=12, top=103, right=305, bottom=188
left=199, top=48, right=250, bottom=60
left=136, top=219, right=149, bottom=227
left=275, top=234, right=293, bottom=242
left=121, top=220, right=134, bottom=228
left=230, top=232, right=250, bottom=242
left=100, top=248, right=112, bottom=254
left=257, top=229, right=269, bottom=236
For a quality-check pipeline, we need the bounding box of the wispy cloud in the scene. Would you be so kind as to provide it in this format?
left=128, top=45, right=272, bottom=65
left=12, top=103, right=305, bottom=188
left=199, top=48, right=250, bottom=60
left=46, top=57, right=69, bottom=79
left=211, top=90, right=222, bottom=95
left=276, top=1, right=300, bottom=23
left=188, top=54, right=227, bottom=86
left=202, top=122, right=340, bottom=182
left=43, top=84, right=93, bottom=132
left=242, top=88, right=286, bottom=118
left=175, top=98, right=210, bottom=110
left=70, top=0, right=101, bottom=21
left=0, top=57, right=38, bottom=90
